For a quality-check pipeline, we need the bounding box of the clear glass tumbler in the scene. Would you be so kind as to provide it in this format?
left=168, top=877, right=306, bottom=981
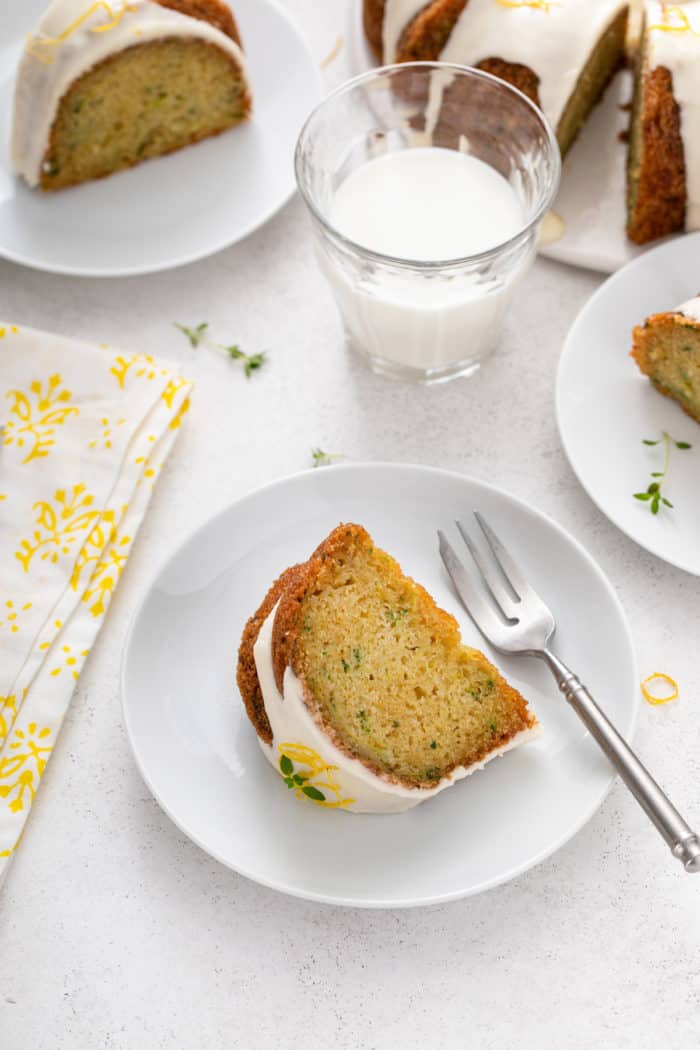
left=295, top=62, right=561, bottom=384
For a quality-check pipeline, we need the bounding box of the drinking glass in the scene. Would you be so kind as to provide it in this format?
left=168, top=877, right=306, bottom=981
left=295, top=62, right=561, bottom=384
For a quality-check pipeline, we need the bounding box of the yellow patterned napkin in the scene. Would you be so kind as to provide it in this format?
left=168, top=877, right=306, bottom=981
left=0, top=322, right=192, bottom=879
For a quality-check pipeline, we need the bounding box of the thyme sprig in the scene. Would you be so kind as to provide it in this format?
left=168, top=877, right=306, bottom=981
left=174, top=321, right=208, bottom=347
left=311, top=447, right=345, bottom=468
left=221, top=344, right=266, bottom=378
left=633, top=431, right=692, bottom=514
left=174, top=322, right=267, bottom=379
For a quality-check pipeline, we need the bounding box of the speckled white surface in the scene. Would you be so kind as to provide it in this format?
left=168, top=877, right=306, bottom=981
left=1, top=2, right=699, bottom=1045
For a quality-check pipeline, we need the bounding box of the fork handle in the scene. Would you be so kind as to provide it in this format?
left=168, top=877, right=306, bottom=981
left=543, top=649, right=700, bottom=873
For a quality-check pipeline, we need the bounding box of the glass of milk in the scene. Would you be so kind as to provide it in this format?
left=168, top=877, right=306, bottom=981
left=295, top=63, right=560, bottom=383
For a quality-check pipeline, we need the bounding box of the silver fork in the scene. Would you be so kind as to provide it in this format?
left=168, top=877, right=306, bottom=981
left=438, top=511, right=700, bottom=873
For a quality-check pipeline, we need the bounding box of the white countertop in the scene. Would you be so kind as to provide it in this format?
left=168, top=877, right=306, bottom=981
left=1, top=2, right=699, bottom=1047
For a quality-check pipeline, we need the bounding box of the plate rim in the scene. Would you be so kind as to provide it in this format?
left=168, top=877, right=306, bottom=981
left=121, top=461, right=639, bottom=907
left=555, top=230, right=700, bottom=577
left=0, top=0, right=323, bottom=278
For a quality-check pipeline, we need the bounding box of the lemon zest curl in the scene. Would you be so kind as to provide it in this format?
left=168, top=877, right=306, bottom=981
left=641, top=672, right=679, bottom=706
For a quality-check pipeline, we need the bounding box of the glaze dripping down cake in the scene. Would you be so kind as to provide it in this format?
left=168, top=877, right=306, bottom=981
left=363, top=0, right=629, bottom=156
left=237, top=524, right=539, bottom=813
left=627, top=2, right=700, bottom=244
left=631, top=296, right=700, bottom=422
left=12, top=0, right=252, bottom=190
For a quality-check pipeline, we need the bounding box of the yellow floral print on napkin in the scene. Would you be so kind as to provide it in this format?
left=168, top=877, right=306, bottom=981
left=3, top=374, right=79, bottom=464
left=0, top=322, right=192, bottom=877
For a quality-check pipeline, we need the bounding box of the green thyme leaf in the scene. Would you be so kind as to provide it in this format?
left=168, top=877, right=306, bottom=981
left=311, top=447, right=345, bottom=469
left=221, top=344, right=267, bottom=378
left=633, top=431, right=692, bottom=516
left=174, top=321, right=209, bottom=347
left=279, top=754, right=293, bottom=776
left=302, top=785, right=326, bottom=801
left=174, top=322, right=266, bottom=376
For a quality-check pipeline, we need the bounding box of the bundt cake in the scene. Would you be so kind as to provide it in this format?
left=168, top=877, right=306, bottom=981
left=363, top=0, right=629, bottom=156
left=12, top=0, right=252, bottom=190
left=627, top=2, right=700, bottom=245
left=237, top=524, right=539, bottom=813
left=631, top=296, right=700, bottom=422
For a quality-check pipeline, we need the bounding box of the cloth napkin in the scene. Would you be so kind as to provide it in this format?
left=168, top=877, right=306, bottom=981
left=0, top=322, right=192, bottom=881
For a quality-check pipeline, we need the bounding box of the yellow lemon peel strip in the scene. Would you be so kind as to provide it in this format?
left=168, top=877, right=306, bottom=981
left=26, top=2, right=137, bottom=64
left=650, top=5, right=700, bottom=36
left=320, top=35, right=344, bottom=70
left=641, top=672, right=679, bottom=706
left=278, top=742, right=355, bottom=808
left=496, top=1, right=560, bottom=11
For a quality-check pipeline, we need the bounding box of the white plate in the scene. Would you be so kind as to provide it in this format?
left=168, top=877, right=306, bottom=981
left=0, top=0, right=321, bottom=276
left=557, top=234, right=700, bottom=576
left=121, top=464, right=638, bottom=907
left=347, top=4, right=675, bottom=275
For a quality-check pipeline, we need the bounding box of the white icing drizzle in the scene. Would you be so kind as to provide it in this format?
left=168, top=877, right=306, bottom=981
left=12, top=0, right=248, bottom=187
left=645, top=1, right=700, bottom=231
left=382, top=0, right=427, bottom=63
left=381, top=0, right=627, bottom=130
left=253, top=604, right=540, bottom=815
left=676, top=294, right=700, bottom=322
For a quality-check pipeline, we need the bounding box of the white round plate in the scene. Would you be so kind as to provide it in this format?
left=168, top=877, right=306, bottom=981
left=347, top=4, right=675, bottom=274
left=557, top=234, right=700, bottom=576
left=122, top=463, right=637, bottom=907
left=0, top=0, right=321, bottom=276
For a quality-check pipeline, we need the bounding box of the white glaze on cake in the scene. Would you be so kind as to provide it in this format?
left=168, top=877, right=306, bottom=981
left=12, top=0, right=248, bottom=187
left=381, top=0, right=627, bottom=129
left=676, top=295, right=700, bottom=322
left=645, top=1, right=700, bottom=231
left=381, top=0, right=427, bottom=65
left=253, top=604, right=540, bottom=814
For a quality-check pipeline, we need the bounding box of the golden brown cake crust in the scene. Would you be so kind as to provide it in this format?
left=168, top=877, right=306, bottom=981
left=363, top=0, right=386, bottom=60
left=476, top=58, right=541, bottom=108
left=155, top=0, right=243, bottom=47
left=396, top=0, right=468, bottom=61
left=631, top=313, right=700, bottom=423
left=236, top=564, right=307, bottom=744
left=627, top=66, right=686, bottom=245
left=238, top=524, right=536, bottom=789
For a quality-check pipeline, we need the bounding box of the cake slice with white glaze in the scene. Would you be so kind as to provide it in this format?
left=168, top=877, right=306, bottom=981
left=237, top=524, right=539, bottom=813
left=12, top=0, right=251, bottom=190
left=632, top=296, right=700, bottom=422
